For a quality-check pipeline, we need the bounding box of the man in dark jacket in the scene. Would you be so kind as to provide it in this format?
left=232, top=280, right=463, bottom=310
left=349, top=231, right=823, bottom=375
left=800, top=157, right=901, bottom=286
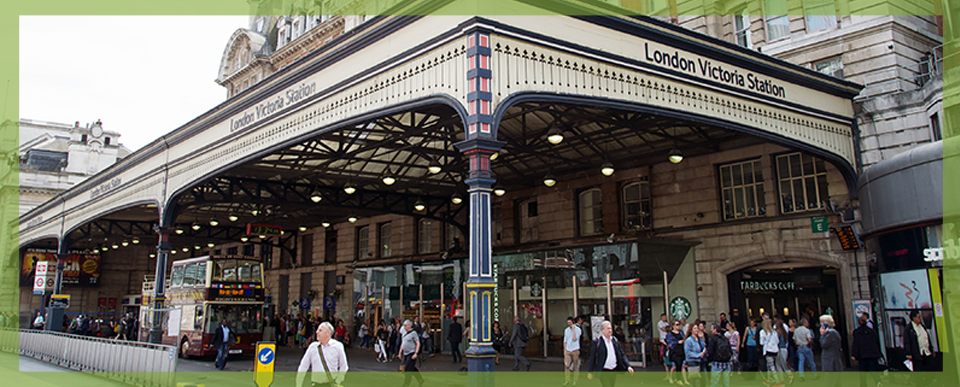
left=447, top=317, right=463, bottom=363
left=851, top=314, right=882, bottom=387
left=510, top=317, right=531, bottom=371
left=212, top=319, right=236, bottom=370
left=587, top=321, right=634, bottom=387
left=904, top=310, right=936, bottom=372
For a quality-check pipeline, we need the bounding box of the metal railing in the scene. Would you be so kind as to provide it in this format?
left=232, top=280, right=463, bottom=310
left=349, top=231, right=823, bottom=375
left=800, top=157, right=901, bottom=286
left=18, top=329, right=178, bottom=387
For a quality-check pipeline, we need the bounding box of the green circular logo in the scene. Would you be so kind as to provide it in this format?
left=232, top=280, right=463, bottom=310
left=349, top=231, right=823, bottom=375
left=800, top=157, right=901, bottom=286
left=670, top=296, right=691, bottom=320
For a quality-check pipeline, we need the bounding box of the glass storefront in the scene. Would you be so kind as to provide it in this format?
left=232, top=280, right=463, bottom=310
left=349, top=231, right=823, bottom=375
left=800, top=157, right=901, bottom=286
left=352, top=240, right=694, bottom=364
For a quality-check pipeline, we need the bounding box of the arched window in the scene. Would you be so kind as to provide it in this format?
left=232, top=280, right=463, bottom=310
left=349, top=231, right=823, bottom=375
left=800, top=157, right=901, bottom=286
left=578, top=188, right=603, bottom=235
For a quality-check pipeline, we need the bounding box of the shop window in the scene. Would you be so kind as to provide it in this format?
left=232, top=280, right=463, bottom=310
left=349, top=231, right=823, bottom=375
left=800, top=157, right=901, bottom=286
left=735, top=8, right=752, bottom=48
left=764, top=0, right=789, bottom=41
left=380, top=223, right=393, bottom=257
left=418, top=219, right=433, bottom=254
left=805, top=0, right=837, bottom=32
left=358, top=226, right=370, bottom=259
left=931, top=112, right=943, bottom=141
left=621, top=181, right=651, bottom=230
left=579, top=188, right=603, bottom=236
left=814, top=57, right=844, bottom=79
left=719, top=159, right=767, bottom=220
left=776, top=152, right=829, bottom=214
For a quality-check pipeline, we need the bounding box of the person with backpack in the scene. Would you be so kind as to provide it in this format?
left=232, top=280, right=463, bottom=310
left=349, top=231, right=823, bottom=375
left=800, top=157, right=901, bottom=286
left=708, top=323, right=733, bottom=387
left=510, top=317, right=531, bottom=371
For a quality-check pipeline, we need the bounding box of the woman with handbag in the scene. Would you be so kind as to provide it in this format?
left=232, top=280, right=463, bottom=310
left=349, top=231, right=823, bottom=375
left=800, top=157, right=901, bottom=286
left=851, top=314, right=882, bottom=387
left=492, top=321, right=503, bottom=365
left=760, top=319, right=783, bottom=387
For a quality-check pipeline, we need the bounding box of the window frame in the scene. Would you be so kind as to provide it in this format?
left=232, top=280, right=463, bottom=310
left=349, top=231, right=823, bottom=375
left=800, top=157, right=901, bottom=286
left=357, top=226, right=370, bottom=259
left=379, top=223, right=393, bottom=258
left=718, top=158, right=768, bottom=221
left=621, top=180, right=652, bottom=230
left=813, top=57, right=844, bottom=79
left=804, top=0, right=838, bottom=32
left=734, top=8, right=752, bottom=48
left=763, top=0, right=790, bottom=42
left=578, top=187, right=604, bottom=236
left=774, top=152, right=830, bottom=215
left=418, top=218, right=433, bottom=254
left=930, top=112, right=943, bottom=141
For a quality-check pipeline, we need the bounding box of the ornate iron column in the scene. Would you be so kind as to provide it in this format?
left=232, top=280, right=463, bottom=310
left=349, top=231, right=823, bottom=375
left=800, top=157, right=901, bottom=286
left=455, top=29, right=504, bottom=374
left=148, top=225, right=173, bottom=344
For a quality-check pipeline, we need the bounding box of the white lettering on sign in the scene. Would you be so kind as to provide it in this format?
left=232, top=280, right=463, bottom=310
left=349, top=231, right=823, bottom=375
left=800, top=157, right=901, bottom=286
left=923, top=247, right=944, bottom=262
left=740, top=280, right=796, bottom=292
left=229, top=82, right=316, bottom=133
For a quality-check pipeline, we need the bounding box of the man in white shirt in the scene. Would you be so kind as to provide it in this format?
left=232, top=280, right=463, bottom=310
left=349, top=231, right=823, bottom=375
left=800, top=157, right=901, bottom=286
left=563, top=316, right=583, bottom=386
left=297, top=322, right=349, bottom=387
left=32, top=312, right=45, bottom=330
left=657, top=313, right=670, bottom=373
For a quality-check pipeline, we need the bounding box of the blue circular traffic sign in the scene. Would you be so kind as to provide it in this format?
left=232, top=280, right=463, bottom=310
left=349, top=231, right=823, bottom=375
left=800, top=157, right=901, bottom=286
left=257, top=347, right=275, bottom=365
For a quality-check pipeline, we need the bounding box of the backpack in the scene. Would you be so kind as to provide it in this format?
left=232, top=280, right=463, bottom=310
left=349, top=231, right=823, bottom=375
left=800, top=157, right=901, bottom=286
left=716, top=336, right=733, bottom=361
left=517, top=323, right=529, bottom=343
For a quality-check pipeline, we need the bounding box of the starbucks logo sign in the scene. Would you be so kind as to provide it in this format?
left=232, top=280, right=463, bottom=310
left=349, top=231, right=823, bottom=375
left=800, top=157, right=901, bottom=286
left=530, top=281, right=543, bottom=298
left=670, top=296, right=691, bottom=320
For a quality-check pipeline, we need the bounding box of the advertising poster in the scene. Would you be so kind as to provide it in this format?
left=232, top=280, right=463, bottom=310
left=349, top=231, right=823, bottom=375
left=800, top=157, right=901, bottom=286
left=20, top=249, right=101, bottom=287
left=879, top=269, right=932, bottom=310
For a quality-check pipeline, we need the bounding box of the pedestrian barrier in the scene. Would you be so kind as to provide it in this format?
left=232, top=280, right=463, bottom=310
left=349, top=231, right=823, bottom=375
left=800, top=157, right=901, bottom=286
left=18, top=329, right=178, bottom=387
left=0, top=328, right=17, bottom=353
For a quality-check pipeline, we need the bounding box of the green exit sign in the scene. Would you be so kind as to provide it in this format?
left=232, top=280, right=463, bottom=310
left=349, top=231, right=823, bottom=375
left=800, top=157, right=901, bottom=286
left=811, top=217, right=828, bottom=233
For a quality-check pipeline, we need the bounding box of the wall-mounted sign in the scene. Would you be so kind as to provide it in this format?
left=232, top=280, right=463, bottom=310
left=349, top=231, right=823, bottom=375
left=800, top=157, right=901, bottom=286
left=835, top=226, right=861, bottom=250
left=740, top=280, right=797, bottom=293
left=923, top=247, right=944, bottom=262
left=50, top=294, right=71, bottom=308
left=670, top=296, right=691, bottom=320
left=811, top=217, right=828, bottom=233
left=247, top=224, right=282, bottom=236
left=22, top=250, right=100, bottom=287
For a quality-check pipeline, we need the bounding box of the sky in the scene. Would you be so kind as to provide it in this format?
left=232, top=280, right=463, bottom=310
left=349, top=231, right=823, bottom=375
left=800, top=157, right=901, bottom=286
left=20, top=16, right=250, bottom=152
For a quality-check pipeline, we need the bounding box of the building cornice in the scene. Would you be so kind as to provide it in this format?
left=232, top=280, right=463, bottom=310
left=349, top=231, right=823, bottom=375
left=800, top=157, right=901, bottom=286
left=271, top=16, right=346, bottom=70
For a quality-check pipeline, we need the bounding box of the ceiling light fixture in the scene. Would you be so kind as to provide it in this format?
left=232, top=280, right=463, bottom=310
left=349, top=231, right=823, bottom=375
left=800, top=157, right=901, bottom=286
left=381, top=168, right=396, bottom=186
left=149, top=253, right=156, bottom=258
left=240, top=236, right=249, bottom=242
left=132, top=237, right=140, bottom=244
left=668, top=147, right=684, bottom=164
left=170, top=250, right=177, bottom=255
left=209, top=218, right=219, bottom=227
left=546, top=127, right=564, bottom=145
left=343, top=182, right=357, bottom=195
left=348, top=215, right=358, bottom=223
left=207, top=242, right=215, bottom=248
left=251, top=209, right=261, bottom=216
left=543, top=173, right=557, bottom=187
left=322, top=221, right=331, bottom=228
left=194, top=245, right=201, bottom=250
left=493, top=187, right=506, bottom=197
left=427, top=160, right=442, bottom=175
left=175, top=228, right=184, bottom=235
left=121, top=240, right=129, bottom=247
left=601, top=160, right=615, bottom=176
left=299, top=225, right=308, bottom=232
left=228, top=214, right=239, bottom=222
left=489, top=152, right=499, bottom=161
left=451, top=193, right=463, bottom=205
left=310, top=189, right=323, bottom=203
left=112, top=244, right=120, bottom=249
left=182, top=247, right=190, bottom=252
left=191, top=223, right=201, bottom=231
left=414, top=198, right=426, bottom=212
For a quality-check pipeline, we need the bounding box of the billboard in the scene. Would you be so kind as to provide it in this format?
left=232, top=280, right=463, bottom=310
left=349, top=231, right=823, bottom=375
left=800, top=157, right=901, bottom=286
left=20, top=249, right=101, bottom=287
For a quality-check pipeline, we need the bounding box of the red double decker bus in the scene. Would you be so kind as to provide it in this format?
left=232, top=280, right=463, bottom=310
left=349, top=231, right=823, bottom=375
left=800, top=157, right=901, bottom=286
left=141, top=255, right=264, bottom=358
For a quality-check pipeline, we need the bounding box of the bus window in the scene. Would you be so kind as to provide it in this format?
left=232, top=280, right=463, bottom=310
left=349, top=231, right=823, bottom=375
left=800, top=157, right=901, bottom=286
left=183, top=264, right=198, bottom=286
left=171, top=265, right=184, bottom=287
left=194, top=305, right=204, bottom=331
left=214, top=260, right=237, bottom=281
left=197, top=262, right=208, bottom=287
left=205, top=303, right=262, bottom=334
left=252, top=263, right=262, bottom=283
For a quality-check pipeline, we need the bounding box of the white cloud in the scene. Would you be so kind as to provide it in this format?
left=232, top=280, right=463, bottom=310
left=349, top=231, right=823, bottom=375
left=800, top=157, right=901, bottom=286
left=20, top=16, right=249, bottom=151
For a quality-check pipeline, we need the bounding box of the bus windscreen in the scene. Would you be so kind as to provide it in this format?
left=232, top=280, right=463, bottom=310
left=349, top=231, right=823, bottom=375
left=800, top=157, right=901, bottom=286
left=205, top=303, right=262, bottom=334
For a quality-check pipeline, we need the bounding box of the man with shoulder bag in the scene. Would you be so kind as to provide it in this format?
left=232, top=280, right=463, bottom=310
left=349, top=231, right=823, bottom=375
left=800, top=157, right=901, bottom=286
left=398, top=319, right=424, bottom=387
left=297, top=322, right=348, bottom=387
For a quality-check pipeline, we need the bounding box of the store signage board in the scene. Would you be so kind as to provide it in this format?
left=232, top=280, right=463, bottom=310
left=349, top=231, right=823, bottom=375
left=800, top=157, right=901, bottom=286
left=50, top=294, right=70, bottom=308
left=246, top=224, right=282, bottom=236
left=835, top=226, right=860, bottom=250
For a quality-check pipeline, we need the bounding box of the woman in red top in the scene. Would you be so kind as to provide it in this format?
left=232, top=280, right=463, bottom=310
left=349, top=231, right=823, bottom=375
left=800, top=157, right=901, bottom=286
left=335, top=320, right=347, bottom=341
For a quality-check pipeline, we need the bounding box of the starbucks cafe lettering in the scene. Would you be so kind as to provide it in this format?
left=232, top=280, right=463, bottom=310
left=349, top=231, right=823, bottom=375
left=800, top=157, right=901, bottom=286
left=741, top=280, right=796, bottom=293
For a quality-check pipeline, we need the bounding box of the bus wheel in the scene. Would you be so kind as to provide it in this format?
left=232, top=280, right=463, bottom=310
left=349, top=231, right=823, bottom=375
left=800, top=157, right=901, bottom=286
left=179, top=338, right=191, bottom=359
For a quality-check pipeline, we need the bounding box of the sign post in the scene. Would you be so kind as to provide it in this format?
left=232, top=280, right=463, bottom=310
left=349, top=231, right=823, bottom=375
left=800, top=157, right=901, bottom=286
left=254, top=342, right=275, bottom=387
